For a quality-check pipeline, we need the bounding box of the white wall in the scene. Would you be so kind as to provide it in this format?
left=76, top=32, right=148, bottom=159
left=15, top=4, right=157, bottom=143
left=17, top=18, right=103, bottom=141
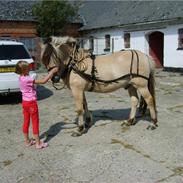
left=83, top=28, right=124, bottom=55
left=82, top=24, right=183, bottom=68
left=82, top=28, right=148, bottom=54
left=163, top=25, right=183, bottom=68
left=130, top=31, right=147, bottom=53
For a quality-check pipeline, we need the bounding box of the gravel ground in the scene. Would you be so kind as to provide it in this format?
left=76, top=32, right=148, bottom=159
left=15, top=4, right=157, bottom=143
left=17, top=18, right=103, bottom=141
left=0, top=70, right=183, bottom=183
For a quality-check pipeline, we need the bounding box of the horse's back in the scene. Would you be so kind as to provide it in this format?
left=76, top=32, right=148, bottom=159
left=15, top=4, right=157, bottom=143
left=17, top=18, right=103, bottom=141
left=94, top=50, right=152, bottom=80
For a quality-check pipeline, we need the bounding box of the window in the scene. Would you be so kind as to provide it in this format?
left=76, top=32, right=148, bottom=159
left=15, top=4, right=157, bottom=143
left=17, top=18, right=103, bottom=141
left=178, top=28, right=183, bottom=49
left=80, top=39, right=84, bottom=48
left=0, top=45, right=31, bottom=60
left=104, top=34, right=110, bottom=51
left=124, top=33, right=130, bottom=48
left=89, top=36, right=94, bottom=50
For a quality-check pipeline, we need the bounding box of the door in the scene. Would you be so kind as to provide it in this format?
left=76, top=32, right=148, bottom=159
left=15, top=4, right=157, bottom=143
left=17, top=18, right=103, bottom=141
left=149, top=31, right=164, bottom=68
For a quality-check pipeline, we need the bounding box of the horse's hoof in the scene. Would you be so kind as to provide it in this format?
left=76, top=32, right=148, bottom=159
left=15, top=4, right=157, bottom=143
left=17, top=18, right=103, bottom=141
left=71, top=131, right=82, bottom=137
left=71, top=127, right=88, bottom=137
left=121, top=119, right=136, bottom=126
left=78, top=125, right=84, bottom=132
left=81, top=128, right=88, bottom=134
left=121, top=121, right=128, bottom=126
left=121, top=120, right=131, bottom=126
left=71, top=126, right=84, bottom=137
left=146, top=124, right=157, bottom=130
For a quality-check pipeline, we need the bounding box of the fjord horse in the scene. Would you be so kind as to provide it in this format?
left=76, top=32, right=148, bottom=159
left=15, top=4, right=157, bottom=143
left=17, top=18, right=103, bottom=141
left=41, top=36, right=158, bottom=136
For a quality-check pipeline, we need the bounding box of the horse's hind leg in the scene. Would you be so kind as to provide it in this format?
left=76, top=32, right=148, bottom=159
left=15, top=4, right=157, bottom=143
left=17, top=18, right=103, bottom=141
left=138, top=86, right=158, bottom=130
left=122, top=85, right=139, bottom=126
left=83, top=94, right=93, bottom=128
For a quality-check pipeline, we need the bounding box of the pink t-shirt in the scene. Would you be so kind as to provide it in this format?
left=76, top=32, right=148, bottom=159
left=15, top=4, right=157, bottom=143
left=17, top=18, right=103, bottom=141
left=19, top=75, right=37, bottom=101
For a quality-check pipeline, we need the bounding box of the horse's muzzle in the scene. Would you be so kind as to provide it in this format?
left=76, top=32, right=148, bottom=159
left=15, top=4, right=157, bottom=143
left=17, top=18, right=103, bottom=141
left=51, top=75, right=61, bottom=83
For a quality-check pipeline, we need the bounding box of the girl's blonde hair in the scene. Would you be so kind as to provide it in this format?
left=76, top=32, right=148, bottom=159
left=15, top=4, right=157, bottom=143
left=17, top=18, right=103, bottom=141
left=15, top=60, right=29, bottom=75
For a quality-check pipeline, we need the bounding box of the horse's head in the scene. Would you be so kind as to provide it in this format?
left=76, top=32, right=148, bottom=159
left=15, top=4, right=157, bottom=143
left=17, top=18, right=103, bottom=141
left=40, top=36, right=77, bottom=82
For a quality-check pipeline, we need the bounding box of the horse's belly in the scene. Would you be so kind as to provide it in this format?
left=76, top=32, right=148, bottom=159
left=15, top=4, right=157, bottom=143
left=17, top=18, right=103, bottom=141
left=93, top=80, right=128, bottom=93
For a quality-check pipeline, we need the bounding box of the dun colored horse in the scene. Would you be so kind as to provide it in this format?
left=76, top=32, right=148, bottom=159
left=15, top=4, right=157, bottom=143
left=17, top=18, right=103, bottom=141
left=41, top=36, right=158, bottom=136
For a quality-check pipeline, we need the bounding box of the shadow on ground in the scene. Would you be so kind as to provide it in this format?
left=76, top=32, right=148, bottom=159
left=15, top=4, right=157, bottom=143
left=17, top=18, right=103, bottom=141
left=41, top=108, right=152, bottom=139
left=92, top=108, right=151, bottom=124
left=92, top=108, right=130, bottom=122
left=40, top=121, right=77, bottom=142
left=37, top=85, right=53, bottom=101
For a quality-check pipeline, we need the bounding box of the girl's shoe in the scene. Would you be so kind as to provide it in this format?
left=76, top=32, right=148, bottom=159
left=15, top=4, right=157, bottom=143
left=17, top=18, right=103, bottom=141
left=25, top=139, right=36, bottom=147
left=36, top=141, right=48, bottom=149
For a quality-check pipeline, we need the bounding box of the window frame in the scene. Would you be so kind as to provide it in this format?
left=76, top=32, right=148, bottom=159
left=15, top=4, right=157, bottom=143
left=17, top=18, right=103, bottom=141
left=177, top=28, right=183, bottom=50
left=124, top=32, right=131, bottom=48
left=104, top=34, right=110, bottom=52
left=89, top=36, right=94, bottom=51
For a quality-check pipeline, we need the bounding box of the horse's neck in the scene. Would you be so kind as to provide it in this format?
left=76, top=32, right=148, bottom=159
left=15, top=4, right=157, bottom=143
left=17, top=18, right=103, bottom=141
left=72, top=48, right=91, bottom=62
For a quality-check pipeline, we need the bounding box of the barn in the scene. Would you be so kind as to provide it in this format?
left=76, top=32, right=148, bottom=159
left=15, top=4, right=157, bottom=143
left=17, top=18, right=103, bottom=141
left=77, top=1, right=183, bottom=70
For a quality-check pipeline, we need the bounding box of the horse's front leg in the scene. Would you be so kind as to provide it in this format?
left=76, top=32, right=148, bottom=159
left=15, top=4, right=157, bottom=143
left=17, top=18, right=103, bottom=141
left=71, top=89, right=86, bottom=136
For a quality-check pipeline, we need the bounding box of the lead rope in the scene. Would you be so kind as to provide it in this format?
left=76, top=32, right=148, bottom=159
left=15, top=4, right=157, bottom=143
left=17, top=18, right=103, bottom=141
left=52, top=82, right=66, bottom=90
left=130, top=50, right=134, bottom=77
left=89, top=55, right=97, bottom=91
left=133, top=50, right=139, bottom=75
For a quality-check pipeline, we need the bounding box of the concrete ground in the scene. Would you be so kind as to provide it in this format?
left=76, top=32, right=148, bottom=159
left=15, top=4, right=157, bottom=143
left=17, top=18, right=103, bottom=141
left=0, top=70, right=183, bottom=183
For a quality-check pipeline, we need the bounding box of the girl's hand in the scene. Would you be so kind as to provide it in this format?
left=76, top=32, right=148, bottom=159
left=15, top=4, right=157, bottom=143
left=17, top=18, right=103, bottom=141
left=34, top=67, right=59, bottom=84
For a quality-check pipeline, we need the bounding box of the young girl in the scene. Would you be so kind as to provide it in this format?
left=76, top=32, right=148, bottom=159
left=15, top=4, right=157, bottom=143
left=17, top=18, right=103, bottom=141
left=15, top=60, right=58, bottom=149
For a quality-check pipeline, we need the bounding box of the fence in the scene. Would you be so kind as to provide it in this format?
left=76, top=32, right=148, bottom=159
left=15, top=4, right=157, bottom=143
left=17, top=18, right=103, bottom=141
left=0, top=36, right=41, bottom=63
left=78, top=37, right=124, bottom=55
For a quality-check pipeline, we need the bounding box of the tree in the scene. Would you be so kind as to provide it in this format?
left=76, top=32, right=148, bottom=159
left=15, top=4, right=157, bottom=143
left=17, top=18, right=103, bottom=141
left=32, top=0, right=78, bottom=38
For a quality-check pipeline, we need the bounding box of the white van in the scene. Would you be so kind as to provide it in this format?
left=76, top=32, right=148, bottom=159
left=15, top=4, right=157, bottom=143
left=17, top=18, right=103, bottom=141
left=0, top=40, right=37, bottom=94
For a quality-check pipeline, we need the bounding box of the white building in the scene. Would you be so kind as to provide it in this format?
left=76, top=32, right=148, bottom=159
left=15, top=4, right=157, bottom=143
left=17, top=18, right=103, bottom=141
left=77, top=1, right=183, bottom=70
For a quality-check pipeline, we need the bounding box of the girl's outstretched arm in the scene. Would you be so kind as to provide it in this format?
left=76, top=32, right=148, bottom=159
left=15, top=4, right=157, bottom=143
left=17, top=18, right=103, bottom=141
left=34, top=67, right=59, bottom=84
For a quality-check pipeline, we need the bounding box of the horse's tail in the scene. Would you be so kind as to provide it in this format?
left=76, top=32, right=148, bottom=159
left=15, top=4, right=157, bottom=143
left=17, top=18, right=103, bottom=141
left=139, top=96, right=147, bottom=116
left=139, top=57, right=156, bottom=116
left=148, top=70, right=156, bottom=111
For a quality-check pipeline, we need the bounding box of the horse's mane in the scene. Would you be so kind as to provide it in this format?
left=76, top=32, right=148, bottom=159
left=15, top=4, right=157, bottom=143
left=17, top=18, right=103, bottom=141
left=51, top=36, right=76, bottom=45
left=42, top=43, right=55, bottom=67
left=42, top=36, right=76, bottom=67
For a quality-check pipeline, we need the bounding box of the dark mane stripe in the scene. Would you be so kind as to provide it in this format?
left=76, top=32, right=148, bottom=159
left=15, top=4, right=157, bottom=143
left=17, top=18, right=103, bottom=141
left=42, top=43, right=55, bottom=67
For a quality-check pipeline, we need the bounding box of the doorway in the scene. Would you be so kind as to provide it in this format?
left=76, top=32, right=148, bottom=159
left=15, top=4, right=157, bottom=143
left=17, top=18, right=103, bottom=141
left=148, top=31, right=164, bottom=68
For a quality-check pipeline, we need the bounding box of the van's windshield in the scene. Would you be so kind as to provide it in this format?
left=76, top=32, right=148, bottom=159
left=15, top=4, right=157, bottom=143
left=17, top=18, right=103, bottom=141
left=0, top=45, right=31, bottom=60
